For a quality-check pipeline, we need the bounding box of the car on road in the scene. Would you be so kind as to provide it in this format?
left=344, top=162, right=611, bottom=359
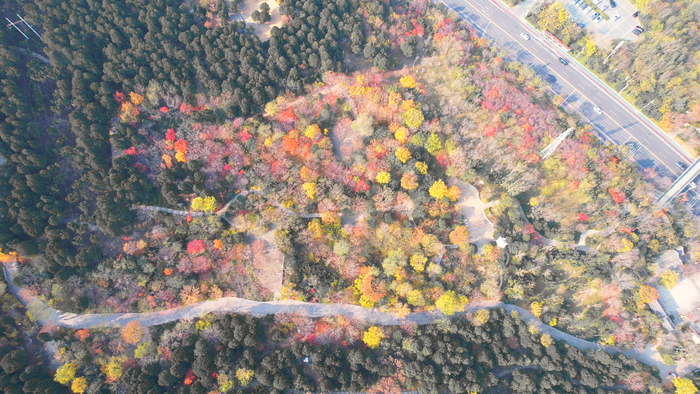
left=593, top=106, right=603, bottom=114
left=558, top=57, right=569, bottom=65
left=677, top=162, right=688, bottom=171
left=520, top=32, right=530, bottom=40
left=632, top=11, right=639, bottom=17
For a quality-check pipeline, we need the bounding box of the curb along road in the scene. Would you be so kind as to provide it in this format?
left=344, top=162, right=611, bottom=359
left=485, top=0, right=695, bottom=164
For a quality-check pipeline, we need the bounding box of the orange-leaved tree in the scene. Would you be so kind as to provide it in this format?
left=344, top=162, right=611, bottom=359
left=121, top=321, right=144, bottom=345
left=638, top=285, right=659, bottom=304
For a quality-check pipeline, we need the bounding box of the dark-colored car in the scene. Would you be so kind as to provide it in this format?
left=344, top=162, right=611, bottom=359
left=632, top=30, right=641, bottom=36
left=624, top=141, right=640, bottom=150
left=558, top=57, right=569, bottom=65
left=635, top=25, right=644, bottom=32
left=610, top=0, right=617, bottom=7
left=677, top=161, right=688, bottom=171
left=546, top=74, right=556, bottom=83
left=632, top=11, right=639, bottom=17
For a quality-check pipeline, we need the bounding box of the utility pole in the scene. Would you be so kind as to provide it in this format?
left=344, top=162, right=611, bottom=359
left=540, top=128, right=574, bottom=160
left=619, top=80, right=632, bottom=94
left=17, top=15, right=41, bottom=38
left=6, top=17, right=28, bottom=39
left=642, top=100, right=655, bottom=110
left=562, top=90, right=576, bottom=104
left=481, top=21, right=490, bottom=39
left=575, top=47, right=585, bottom=59
left=604, top=41, right=624, bottom=64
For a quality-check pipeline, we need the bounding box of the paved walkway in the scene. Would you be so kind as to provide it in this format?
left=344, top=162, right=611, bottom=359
left=453, top=181, right=498, bottom=252
left=0, top=261, right=678, bottom=378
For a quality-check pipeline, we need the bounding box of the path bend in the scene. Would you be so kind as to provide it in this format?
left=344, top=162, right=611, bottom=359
left=1, top=262, right=674, bottom=378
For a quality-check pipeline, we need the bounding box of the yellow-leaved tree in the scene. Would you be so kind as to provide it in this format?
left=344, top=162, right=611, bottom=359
left=102, top=356, right=125, bottom=382
left=363, top=326, right=385, bottom=349
left=54, top=363, right=77, bottom=385
left=376, top=171, right=391, bottom=184
left=538, top=2, right=565, bottom=32
left=435, top=291, right=468, bottom=315
left=530, top=301, right=543, bottom=318
left=191, top=196, right=217, bottom=213
left=395, top=147, right=412, bottom=163
left=303, top=182, right=317, bottom=200
left=673, top=377, right=698, bottom=394
left=410, top=253, right=427, bottom=273
left=400, top=75, right=417, bottom=89
left=403, top=107, right=424, bottom=129
left=473, top=309, right=490, bottom=326
left=71, top=377, right=88, bottom=394
left=236, top=368, right=255, bottom=386
left=540, top=333, right=553, bottom=348
left=429, top=180, right=449, bottom=200
left=660, top=270, right=679, bottom=289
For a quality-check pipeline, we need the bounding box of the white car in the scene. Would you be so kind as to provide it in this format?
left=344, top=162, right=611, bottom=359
left=593, top=106, right=603, bottom=114
left=520, top=32, right=530, bottom=40
left=690, top=182, right=697, bottom=189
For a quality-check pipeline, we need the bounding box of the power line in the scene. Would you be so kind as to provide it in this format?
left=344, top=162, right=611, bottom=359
left=5, top=14, right=41, bottom=40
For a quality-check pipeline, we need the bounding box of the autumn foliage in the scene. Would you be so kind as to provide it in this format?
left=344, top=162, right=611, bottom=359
left=121, top=321, right=144, bottom=345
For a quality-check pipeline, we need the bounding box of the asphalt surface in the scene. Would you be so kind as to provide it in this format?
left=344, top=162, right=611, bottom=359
left=440, top=0, right=695, bottom=183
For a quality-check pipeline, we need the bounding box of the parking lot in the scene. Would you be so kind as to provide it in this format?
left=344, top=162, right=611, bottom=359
left=564, top=0, right=641, bottom=41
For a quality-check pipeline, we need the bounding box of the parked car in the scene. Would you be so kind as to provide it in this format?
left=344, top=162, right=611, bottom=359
left=677, top=162, right=688, bottom=171
left=635, top=25, right=644, bottom=32
left=558, top=57, right=569, bottom=65
left=632, top=11, right=639, bottom=17
left=520, top=32, right=530, bottom=40
left=591, top=12, right=600, bottom=20
left=546, top=74, right=556, bottom=83
left=632, top=30, right=641, bottom=36
left=593, top=106, right=603, bottom=114
left=690, top=182, right=697, bottom=189
left=623, top=141, right=640, bottom=150
left=613, top=14, right=621, bottom=21
left=596, top=16, right=603, bottom=22
left=610, top=0, right=617, bottom=7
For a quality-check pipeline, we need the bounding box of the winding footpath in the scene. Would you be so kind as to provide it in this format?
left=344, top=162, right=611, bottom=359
left=134, top=189, right=322, bottom=225
left=2, top=261, right=675, bottom=379
left=20, top=188, right=682, bottom=379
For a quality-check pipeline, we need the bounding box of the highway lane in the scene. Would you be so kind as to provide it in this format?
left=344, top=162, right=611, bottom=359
left=439, top=0, right=692, bottom=180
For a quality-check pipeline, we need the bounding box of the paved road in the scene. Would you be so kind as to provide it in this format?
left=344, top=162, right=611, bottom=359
left=441, top=0, right=695, bottom=182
